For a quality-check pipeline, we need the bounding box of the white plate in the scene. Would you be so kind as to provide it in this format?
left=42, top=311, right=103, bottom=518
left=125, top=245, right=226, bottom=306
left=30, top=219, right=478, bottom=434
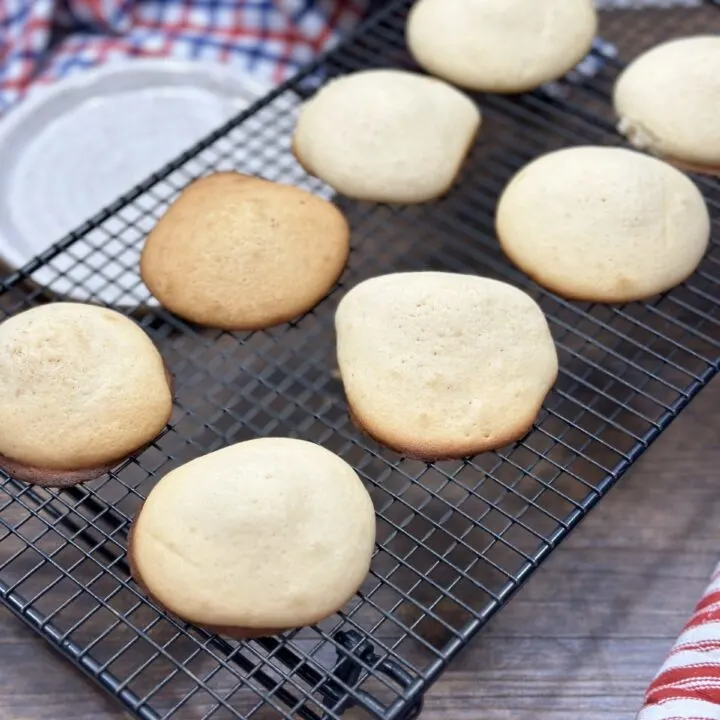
left=0, top=58, right=329, bottom=307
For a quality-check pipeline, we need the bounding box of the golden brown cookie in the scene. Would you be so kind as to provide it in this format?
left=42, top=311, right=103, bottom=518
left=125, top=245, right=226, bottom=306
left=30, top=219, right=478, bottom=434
left=140, top=172, right=350, bottom=330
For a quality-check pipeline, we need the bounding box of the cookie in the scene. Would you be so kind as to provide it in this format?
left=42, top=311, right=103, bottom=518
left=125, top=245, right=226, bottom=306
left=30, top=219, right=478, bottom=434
left=613, top=36, right=720, bottom=174
left=335, top=272, right=558, bottom=460
left=0, top=302, right=173, bottom=487
left=140, top=173, right=349, bottom=330
left=292, top=69, right=481, bottom=203
left=129, top=438, right=376, bottom=636
left=495, top=146, right=710, bottom=303
left=406, top=0, right=597, bottom=94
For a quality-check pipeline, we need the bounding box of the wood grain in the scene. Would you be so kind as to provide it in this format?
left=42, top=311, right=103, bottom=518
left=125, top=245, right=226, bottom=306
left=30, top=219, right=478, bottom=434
left=1, top=376, right=718, bottom=720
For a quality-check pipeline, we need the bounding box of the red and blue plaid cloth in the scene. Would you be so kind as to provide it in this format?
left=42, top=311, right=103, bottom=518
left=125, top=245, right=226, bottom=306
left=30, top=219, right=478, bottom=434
left=2, top=0, right=699, bottom=116
left=0, top=0, right=371, bottom=113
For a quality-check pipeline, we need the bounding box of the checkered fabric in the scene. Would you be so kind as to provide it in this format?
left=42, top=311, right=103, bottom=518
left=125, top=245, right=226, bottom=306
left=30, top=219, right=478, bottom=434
left=0, top=0, right=370, bottom=113
left=1, top=0, right=707, bottom=115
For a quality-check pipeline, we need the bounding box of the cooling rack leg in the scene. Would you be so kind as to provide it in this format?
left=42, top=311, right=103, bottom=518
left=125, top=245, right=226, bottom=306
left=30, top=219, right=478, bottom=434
left=396, top=697, right=424, bottom=720
left=318, top=629, right=424, bottom=720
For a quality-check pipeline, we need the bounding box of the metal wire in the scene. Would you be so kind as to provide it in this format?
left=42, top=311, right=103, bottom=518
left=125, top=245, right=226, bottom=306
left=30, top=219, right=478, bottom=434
left=1, top=2, right=719, bottom=719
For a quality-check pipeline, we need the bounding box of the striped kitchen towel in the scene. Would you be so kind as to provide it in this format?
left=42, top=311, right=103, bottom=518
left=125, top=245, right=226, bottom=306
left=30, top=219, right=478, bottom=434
left=638, top=562, right=720, bottom=720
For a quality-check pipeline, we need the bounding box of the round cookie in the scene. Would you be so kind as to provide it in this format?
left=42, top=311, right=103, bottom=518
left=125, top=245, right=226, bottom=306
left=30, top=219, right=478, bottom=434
left=140, top=172, right=349, bottom=330
left=406, top=0, right=597, bottom=94
left=335, top=272, right=558, bottom=460
left=0, top=302, right=173, bottom=487
left=292, top=69, right=481, bottom=203
left=129, top=438, right=376, bottom=635
left=495, top=146, right=710, bottom=303
left=613, top=36, right=720, bottom=174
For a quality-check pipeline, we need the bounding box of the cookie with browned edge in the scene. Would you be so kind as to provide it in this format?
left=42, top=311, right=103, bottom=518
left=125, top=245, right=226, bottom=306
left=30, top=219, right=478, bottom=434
left=335, top=272, right=558, bottom=460
left=129, top=438, right=376, bottom=637
left=496, top=146, right=710, bottom=303
left=140, top=172, right=349, bottom=330
left=0, top=302, right=173, bottom=487
left=614, top=36, right=720, bottom=175
left=293, top=69, right=481, bottom=203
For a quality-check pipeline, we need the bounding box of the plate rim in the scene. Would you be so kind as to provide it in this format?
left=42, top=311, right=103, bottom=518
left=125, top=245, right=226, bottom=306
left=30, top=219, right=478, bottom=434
left=0, top=57, right=278, bottom=305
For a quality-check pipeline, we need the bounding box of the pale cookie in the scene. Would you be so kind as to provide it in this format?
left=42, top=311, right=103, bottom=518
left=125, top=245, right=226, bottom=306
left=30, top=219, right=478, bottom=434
left=335, top=272, right=558, bottom=460
left=129, top=438, right=376, bottom=636
left=292, top=69, right=481, bottom=203
left=406, top=0, right=597, bottom=94
left=140, top=173, right=349, bottom=330
left=0, top=302, right=173, bottom=487
left=614, top=36, right=720, bottom=174
left=495, top=146, right=710, bottom=303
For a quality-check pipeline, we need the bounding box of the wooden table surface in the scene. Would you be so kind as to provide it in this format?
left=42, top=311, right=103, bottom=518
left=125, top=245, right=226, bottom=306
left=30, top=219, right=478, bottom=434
left=1, top=375, right=718, bottom=720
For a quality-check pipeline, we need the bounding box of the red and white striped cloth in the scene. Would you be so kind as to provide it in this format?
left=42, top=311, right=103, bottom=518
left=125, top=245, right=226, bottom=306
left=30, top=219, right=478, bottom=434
left=639, top=562, right=720, bottom=720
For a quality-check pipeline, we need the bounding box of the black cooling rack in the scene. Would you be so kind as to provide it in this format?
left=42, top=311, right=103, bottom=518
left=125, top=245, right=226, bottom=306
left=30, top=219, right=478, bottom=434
left=1, top=3, right=719, bottom=719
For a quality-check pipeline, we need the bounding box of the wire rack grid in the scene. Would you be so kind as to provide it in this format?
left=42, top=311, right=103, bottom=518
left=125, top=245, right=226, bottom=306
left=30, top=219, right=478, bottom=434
left=0, top=2, right=719, bottom=719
